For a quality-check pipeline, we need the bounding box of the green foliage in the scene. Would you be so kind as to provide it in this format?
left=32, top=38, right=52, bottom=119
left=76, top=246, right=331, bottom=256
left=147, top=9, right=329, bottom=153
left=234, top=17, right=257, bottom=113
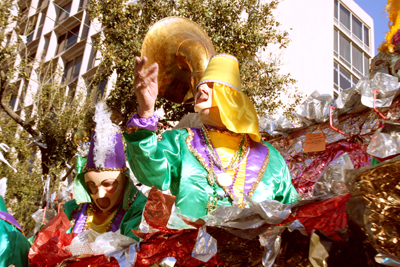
left=0, top=114, right=42, bottom=236
left=89, top=0, right=302, bottom=126
left=0, top=0, right=86, bottom=234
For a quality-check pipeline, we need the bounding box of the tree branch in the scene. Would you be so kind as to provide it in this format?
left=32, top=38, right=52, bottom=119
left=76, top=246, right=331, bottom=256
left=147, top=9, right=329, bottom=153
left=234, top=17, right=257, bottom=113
left=0, top=70, right=40, bottom=139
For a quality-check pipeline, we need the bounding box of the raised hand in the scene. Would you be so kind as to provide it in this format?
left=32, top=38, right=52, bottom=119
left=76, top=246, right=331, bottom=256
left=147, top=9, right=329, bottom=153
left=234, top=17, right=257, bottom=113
left=133, top=56, right=159, bottom=118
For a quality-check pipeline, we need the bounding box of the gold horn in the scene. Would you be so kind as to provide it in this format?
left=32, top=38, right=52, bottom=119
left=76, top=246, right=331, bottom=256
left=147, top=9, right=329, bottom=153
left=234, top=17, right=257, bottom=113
left=141, top=17, right=215, bottom=104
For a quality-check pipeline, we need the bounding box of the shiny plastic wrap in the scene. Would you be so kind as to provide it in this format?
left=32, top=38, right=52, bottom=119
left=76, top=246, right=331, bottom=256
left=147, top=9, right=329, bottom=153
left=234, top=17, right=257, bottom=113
left=346, top=157, right=400, bottom=260
left=259, top=114, right=293, bottom=137
left=260, top=226, right=286, bottom=267
left=375, top=253, right=400, bottom=266
left=308, top=231, right=329, bottom=267
left=293, top=91, right=334, bottom=126
left=28, top=211, right=76, bottom=267
left=192, top=226, right=217, bottom=262
left=68, top=229, right=100, bottom=256
left=269, top=97, right=400, bottom=198
left=367, top=121, right=400, bottom=159
left=313, top=153, right=353, bottom=197
left=356, top=72, right=400, bottom=108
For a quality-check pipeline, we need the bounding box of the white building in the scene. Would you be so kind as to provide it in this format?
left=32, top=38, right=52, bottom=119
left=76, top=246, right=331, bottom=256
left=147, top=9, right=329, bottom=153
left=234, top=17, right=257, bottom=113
left=261, top=0, right=375, bottom=98
left=6, top=0, right=110, bottom=113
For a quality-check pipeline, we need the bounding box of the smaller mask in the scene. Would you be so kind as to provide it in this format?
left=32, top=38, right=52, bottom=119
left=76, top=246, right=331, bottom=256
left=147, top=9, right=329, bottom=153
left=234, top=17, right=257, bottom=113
left=194, top=82, right=215, bottom=112
left=84, top=171, right=125, bottom=212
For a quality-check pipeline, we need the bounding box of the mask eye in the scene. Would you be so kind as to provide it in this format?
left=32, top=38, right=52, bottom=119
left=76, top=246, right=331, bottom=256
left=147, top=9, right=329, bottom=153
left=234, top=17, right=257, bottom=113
left=102, top=179, right=119, bottom=193
left=86, top=182, right=98, bottom=195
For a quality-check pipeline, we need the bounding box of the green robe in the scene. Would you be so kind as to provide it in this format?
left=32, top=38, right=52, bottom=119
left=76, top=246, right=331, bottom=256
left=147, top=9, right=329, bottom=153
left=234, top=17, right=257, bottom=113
left=0, top=197, right=31, bottom=267
left=125, top=127, right=299, bottom=220
left=64, top=171, right=147, bottom=240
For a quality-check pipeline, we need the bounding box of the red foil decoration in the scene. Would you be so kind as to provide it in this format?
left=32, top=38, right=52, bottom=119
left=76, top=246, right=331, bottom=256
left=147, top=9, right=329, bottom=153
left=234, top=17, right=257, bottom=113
left=133, top=188, right=223, bottom=267
left=59, top=255, right=119, bottom=267
left=282, top=194, right=352, bottom=241
left=29, top=211, right=77, bottom=267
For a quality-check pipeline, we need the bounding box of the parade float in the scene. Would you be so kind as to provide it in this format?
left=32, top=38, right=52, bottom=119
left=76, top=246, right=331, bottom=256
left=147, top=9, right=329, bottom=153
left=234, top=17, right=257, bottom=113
left=1, top=2, right=400, bottom=266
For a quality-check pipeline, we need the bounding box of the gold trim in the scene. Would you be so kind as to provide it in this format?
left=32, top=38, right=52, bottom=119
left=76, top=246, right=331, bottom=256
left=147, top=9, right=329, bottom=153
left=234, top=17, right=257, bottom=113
left=125, top=126, right=141, bottom=133
left=185, top=127, right=270, bottom=203
left=248, top=142, right=270, bottom=198
left=84, top=167, right=128, bottom=172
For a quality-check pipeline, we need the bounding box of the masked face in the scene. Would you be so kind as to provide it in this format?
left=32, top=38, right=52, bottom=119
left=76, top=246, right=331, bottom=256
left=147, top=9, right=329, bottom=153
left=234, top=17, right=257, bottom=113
left=194, top=82, right=214, bottom=112
left=84, top=171, right=125, bottom=212
left=194, top=82, right=226, bottom=128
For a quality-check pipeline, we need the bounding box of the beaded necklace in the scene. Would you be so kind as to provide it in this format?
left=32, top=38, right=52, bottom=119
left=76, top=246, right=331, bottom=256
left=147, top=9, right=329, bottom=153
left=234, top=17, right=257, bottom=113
left=201, top=125, right=248, bottom=172
left=84, top=202, right=122, bottom=232
left=200, top=126, right=250, bottom=213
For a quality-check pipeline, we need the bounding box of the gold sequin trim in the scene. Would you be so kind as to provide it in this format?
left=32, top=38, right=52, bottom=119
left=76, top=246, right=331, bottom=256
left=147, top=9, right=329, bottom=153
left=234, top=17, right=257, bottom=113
left=248, top=142, right=270, bottom=198
left=185, top=128, right=270, bottom=202
left=84, top=167, right=128, bottom=172
left=125, top=126, right=141, bottom=133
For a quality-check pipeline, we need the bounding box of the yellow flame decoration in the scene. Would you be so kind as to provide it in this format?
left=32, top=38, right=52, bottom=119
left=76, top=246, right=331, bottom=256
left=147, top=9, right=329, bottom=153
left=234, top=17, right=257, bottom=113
left=379, top=0, right=400, bottom=52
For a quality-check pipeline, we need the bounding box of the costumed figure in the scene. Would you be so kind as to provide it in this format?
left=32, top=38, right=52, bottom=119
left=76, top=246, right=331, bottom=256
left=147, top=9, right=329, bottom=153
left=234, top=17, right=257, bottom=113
left=0, top=178, right=30, bottom=267
left=124, top=54, right=299, bottom=219
left=64, top=102, right=147, bottom=239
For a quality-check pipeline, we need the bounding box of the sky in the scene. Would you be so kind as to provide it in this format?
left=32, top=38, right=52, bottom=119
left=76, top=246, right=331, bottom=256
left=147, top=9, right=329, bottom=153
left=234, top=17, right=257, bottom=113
left=353, top=0, right=389, bottom=56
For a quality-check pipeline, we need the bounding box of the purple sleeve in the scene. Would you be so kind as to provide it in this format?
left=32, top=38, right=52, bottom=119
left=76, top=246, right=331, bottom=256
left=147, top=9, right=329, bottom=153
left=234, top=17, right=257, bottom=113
left=126, top=113, right=158, bottom=132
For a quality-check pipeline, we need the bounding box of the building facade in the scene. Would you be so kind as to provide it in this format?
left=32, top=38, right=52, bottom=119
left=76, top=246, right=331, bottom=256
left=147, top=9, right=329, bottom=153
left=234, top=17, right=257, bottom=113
left=261, top=0, right=374, bottom=98
left=6, top=0, right=110, bottom=113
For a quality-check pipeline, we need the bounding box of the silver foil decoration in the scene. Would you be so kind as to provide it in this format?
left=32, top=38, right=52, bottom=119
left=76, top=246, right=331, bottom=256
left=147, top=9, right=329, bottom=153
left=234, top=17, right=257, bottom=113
left=126, top=243, right=140, bottom=265
left=206, top=197, right=291, bottom=230
left=356, top=72, right=400, bottom=108
left=375, top=253, right=400, bottom=266
left=192, top=226, right=217, bottom=262
left=313, top=153, right=353, bottom=197
left=293, top=91, right=334, bottom=127
left=159, top=257, right=177, bottom=267
left=367, top=121, right=400, bottom=158
left=287, top=219, right=308, bottom=236
left=259, top=115, right=292, bottom=137
left=309, top=231, right=329, bottom=267
left=335, top=85, right=367, bottom=116
left=260, top=226, right=286, bottom=267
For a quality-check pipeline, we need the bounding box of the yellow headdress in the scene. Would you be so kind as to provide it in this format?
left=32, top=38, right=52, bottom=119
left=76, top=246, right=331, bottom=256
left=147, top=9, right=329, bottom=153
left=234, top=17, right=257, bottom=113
left=197, top=54, right=261, bottom=142
left=379, top=0, right=400, bottom=52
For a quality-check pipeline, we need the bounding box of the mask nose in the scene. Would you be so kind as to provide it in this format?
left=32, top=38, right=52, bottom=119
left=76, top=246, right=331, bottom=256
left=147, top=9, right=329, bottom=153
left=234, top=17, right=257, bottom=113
left=97, top=187, right=107, bottom=198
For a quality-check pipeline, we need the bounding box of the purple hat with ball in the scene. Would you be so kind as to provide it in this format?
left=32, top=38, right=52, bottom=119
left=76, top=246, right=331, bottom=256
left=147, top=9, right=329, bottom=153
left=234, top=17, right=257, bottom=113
left=84, top=102, right=127, bottom=172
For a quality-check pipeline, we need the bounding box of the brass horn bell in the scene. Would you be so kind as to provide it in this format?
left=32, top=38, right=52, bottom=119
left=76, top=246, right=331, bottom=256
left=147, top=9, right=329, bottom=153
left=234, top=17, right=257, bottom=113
left=141, top=17, right=215, bottom=104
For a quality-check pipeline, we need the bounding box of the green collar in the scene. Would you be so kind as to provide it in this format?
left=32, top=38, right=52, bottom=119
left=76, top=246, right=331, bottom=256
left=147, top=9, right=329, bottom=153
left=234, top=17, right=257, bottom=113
left=74, top=171, right=138, bottom=210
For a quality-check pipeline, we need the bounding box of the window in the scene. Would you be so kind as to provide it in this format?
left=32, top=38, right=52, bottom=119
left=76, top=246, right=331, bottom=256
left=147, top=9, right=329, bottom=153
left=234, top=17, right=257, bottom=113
left=5, top=33, right=11, bottom=47
left=87, top=45, right=97, bottom=70
left=364, top=26, right=369, bottom=47
left=339, top=66, right=351, bottom=90
left=56, top=25, right=80, bottom=54
left=42, top=36, right=49, bottom=59
left=352, top=46, right=363, bottom=75
left=334, top=0, right=338, bottom=19
left=334, top=62, right=339, bottom=90
left=78, top=0, right=89, bottom=11
left=352, top=16, right=362, bottom=41
left=339, top=5, right=350, bottom=29
left=364, top=54, right=370, bottom=75
left=88, top=79, right=107, bottom=103
left=81, top=15, right=90, bottom=40
left=339, top=34, right=351, bottom=66
left=36, top=13, right=46, bottom=38
left=334, top=29, right=338, bottom=57
left=334, top=62, right=359, bottom=91
left=57, top=2, right=71, bottom=23
left=63, top=55, right=83, bottom=82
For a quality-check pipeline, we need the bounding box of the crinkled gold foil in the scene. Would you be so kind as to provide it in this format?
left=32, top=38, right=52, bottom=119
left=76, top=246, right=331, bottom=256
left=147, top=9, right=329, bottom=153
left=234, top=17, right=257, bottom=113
left=349, top=157, right=400, bottom=256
